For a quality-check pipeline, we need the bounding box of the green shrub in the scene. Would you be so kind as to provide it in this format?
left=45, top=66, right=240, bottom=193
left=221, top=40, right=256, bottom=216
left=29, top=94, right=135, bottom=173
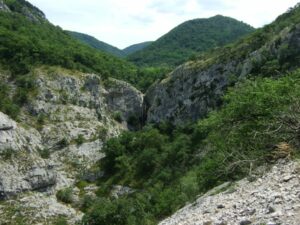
left=0, top=148, right=14, bottom=160
left=52, top=216, right=68, bottom=225
left=0, top=82, right=20, bottom=119
left=38, top=148, right=50, bottom=159
left=75, top=134, right=85, bottom=145
left=57, top=138, right=69, bottom=148
left=113, top=111, right=122, bottom=123
left=56, top=188, right=73, bottom=204
left=97, top=127, right=108, bottom=141
left=82, top=197, right=150, bottom=225
left=83, top=70, right=300, bottom=225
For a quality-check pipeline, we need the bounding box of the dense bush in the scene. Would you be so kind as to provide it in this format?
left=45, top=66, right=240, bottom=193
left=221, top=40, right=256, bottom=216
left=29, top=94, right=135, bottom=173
left=0, top=73, right=36, bottom=119
left=82, top=70, right=300, bottom=225
left=0, top=82, right=20, bottom=119
left=56, top=188, right=73, bottom=204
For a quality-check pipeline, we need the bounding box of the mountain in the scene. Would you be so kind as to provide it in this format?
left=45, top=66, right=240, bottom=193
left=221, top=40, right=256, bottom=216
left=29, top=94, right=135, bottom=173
left=123, top=41, right=153, bottom=55
left=144, top=5, right=300, bottom=125
left=127, top=15, right=255, bottom=67
left=1, top=0, right=300, bottom=225
left=0, top=0, right=139, bottom=85
left=67, top=31, right=125, bottom=58
left=67, top=31, right=153, bottom=57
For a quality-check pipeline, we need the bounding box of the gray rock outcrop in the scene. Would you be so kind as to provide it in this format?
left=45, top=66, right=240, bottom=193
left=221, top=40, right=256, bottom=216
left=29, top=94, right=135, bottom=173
left=145, top=24, right=300, bottom=125
left=159, top=160, right=300, bottom=225
left=0, top=112, right=56, bottom=199
left=0, top=68, right=144, bottom=224
left=0, top=0, right=9, bottom=12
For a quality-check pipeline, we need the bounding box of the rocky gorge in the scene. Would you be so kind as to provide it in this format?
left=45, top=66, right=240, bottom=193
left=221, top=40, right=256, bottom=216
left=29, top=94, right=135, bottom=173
left=1, top=0, right=300, bottom=224
left=144, top=15, right=300, bottom=125
left=0, top=67, right=143, bottom=224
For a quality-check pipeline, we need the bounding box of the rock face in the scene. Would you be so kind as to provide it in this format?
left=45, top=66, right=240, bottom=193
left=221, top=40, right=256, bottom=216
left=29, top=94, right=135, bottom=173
left=0, top=68, right=143, bottom=224
left=105, top=79, right=144, bottom=129
left=0, top=112, right=56, bottom=199
left=145, top=24, right=300, bottom=124
left=0, top=0, right=46, bottom=22
left=159, top=160, right=300, bottom=225
left=0, top=0, right=9, bottom=12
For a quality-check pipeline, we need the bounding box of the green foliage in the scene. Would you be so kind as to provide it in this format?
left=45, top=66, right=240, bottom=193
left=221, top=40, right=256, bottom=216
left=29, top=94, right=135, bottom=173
left=194, top=71, right=300, bottom=188
left=0, top=148, right=15, bottom=160
left=112, top=111, right=123, bottom=123
left=0, top=81, right=20, bottom=119
left=82, top=197, right=151, bottom=225
left=75, top=134, right=85, bottom=146
left=52, top=217, right=68, bottom=225
left=38, top=148, right=50, bottom=159
left=56, top=188, right=73, bottom=204
left=0, top=72, right=36, bottom=119
left=97, top=127, right=108, bottom=141
left=195, top=4, right=300, bottom=76
left=56, top=138, right=69, bottom=149
left=135, top=66, right=170, bottom=92
left=4, top=0, right=44, bottom=19
left=0, top=10, right=138, bottom=85
left=67, top=31, right=125, bottom=58
left=83, top=70, right=300, bottom=224
left=128, top=15, right=254, bottom=67
left=123, top=41, right=153, bottom=56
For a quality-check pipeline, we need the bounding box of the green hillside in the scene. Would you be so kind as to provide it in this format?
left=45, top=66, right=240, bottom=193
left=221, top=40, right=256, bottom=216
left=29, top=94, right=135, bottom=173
left=123, top=41, right=153, bottom=56
left=127, top=15, right=255, bottom=67
left=0, top=0, right=137, bottom=83
left=67, top=31, right=125, bottom=58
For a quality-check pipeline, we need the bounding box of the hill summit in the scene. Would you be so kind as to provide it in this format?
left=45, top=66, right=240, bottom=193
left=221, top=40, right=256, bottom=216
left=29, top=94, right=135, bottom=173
left=128, top=15, right=255, bottom=67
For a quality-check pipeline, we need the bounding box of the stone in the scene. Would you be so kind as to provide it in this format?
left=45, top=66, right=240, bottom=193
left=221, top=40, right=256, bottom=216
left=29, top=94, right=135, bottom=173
left=145, top=25, right=300, bottom=125
left=217, top=204, right=225, bottom=209
left=159, top=161, right=300, bottom=225
left=0, top=68, right=144, bottom=224
left=240, top=220, right=252, bottom=225
left=111, top=185, right=135, bottom=198
left=267, top=206, right=276, bottom=214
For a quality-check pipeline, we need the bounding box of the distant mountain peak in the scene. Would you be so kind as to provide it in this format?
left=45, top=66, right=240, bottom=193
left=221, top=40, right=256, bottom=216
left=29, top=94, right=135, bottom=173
left=67, top=31, right=125, bottom=57
left=68, top=31, right=153, bottom=57
left=128, top=15, right=255, bottom=67
left=123, top=41, right=153, bottom=56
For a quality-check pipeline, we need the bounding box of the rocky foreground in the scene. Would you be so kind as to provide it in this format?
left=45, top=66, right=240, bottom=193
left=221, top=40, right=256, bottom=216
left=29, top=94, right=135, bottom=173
left=160, top=160, right=300, bottom=225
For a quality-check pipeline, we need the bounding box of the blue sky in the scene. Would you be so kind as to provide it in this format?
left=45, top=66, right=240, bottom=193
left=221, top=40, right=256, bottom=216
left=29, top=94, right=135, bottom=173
left=28, top=0, right=299, bottom=49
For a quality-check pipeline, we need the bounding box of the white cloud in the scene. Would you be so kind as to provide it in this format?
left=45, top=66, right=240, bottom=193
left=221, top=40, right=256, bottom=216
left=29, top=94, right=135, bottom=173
left=27, top=0, right=299, bottom=48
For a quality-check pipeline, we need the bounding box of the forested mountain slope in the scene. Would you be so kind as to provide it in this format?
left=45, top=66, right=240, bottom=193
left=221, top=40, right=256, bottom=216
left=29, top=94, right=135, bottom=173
left=0, top=0, right=138, bottom=84
left=67, top=31, right=126, bottom=58
left=128, top=15, right=255, bottom=67
left=123, top=41, right=153, bottom=56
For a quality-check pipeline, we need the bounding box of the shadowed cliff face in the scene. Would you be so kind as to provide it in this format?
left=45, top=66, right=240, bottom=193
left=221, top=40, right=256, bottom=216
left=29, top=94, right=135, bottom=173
left=144, top=22, right=300, bottom=125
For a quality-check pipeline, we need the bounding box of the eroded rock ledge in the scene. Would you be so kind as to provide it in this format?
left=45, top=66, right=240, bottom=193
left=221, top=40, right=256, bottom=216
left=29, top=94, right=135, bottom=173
left=159, top=160, right=300, bottom=225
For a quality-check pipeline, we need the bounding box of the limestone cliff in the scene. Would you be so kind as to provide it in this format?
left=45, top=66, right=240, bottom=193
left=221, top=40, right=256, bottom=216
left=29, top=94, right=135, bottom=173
left=0, top=67, right=143, bottom=224
left=145, top=18, right=300, bottom=124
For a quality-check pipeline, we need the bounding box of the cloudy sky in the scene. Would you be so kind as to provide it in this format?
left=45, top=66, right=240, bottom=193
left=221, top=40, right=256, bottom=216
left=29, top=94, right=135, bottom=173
left=28, top=0, right=299, bottom=49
